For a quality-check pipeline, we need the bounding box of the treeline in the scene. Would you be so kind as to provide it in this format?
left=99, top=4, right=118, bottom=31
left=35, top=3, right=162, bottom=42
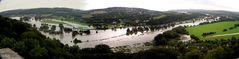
left=0, top=8, right=85, bottom=20
left=202, top=32, right=216, bottom=37
left=199, top=17, right=239, bottom=25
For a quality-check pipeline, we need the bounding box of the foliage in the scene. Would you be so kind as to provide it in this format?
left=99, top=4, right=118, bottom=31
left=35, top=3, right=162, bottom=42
left=73, top=38, right=82, bottom=44
left=184, top=49, right=204, bottom=59
left=190, top=35, right=200, bottom=41
left=0, top=37, right=15, bottom=48
left=29, top=46, right=48, bottom=58
left=204, top=47, right=233, bottom=59
left=132, top=47, right=179, bottom=59
left=154, top=26, right=188, bottom=45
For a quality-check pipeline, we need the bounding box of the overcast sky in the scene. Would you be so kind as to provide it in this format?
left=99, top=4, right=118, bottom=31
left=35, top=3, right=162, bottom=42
left=0, top=0, right=239, bottom=12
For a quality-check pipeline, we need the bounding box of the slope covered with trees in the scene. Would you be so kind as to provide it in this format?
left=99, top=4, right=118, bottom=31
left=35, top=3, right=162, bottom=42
left=0, top=8, right=85, bottom=17
left=0, top=7, right=207, bottom=26
left=172, top=9, right=239, bottom=18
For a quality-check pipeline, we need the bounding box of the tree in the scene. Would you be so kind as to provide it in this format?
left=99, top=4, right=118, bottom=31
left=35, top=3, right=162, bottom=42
left=184, top=49, right=204, bottom=59
left=69, top=45, right=80, bottom=54
left=229, top=27, right=234, bottom=30
left=95, top=44, right=113, bottom=53
left=39, top=24, right=49, bottom=32
left=50, top=25, right=56, bottom=31
left=29, top=46, right=48, bottom=58
left=0, top=37, right=15, bottom=48
left=72, top=31, right=78, bottom=37
left=33, top=24, right=36, bottom=28
left=204, top=47, right=233, bottom=59
left=126, top=28, right=131, bottom=35
left=163, top=31, right=179, bottom=39
left=59, top=24, right=64, bottom=32
left=173, top=26, right=189, bottom=34
left=21, top=31, right=42, bottom=39
left=154, top=34, right=168, bottom=45
left=223, top=29, right=227, bottom=32
left=73, top=38, right=82, bottom=44
left=13, top=41, right=27, bottom=56
left=190, top=35, right=200, bottom=41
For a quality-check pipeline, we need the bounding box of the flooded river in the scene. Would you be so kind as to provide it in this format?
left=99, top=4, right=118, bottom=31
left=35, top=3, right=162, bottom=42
left=24, top=16, right=220, bottom=48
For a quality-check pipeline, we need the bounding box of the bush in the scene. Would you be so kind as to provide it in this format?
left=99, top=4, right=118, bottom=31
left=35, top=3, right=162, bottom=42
left=190, top=35, right=200, bottom=41
left=223, top=29, right=228, bottom=32
left=73, top=38, right=82, bottom=44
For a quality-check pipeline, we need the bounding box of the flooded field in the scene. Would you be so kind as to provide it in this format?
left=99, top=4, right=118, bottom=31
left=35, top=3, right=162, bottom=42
left=22, top=16, right=220, bottom=48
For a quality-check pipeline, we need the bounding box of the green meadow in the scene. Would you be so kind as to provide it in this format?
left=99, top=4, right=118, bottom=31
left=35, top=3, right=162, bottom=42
left=186, top=21, right=239, bottom=40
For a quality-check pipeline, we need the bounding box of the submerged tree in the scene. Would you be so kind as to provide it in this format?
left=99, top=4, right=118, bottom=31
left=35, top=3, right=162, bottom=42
left=50, top=25, right=56, bottom=31
left=126, top=28, right=131, bottom=35
left=73, top=38, right=82, bottom=44
left=59, top=23, right=64, bottom=32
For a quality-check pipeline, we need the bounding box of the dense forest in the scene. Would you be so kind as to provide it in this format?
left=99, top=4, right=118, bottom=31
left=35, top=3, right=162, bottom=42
left=172, top=9, right=239, bottom=18
left=0, top=8, right=85, bottom=18
left=1, top=15, right=239, bottom=59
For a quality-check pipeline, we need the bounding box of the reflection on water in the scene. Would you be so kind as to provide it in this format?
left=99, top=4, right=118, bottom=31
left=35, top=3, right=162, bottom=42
left=25, top=16, right=220, bottom=48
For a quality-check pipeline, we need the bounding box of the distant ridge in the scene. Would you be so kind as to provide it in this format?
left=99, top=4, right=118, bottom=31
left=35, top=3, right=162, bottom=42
left=1, top=7, right=238, bottom=25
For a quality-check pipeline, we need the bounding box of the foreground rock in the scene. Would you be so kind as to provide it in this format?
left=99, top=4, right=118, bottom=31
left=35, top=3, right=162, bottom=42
left=0, top=48, right=23, bottom=59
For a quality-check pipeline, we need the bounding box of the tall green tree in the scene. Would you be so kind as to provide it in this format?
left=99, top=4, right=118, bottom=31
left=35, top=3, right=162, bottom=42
left=0, top=37, right=15, bottom=48
left=184, top=49, right=204, bottom=59
left=59, top=23, right=64, bottom=32
left=29, top=45, right=48, bottom=59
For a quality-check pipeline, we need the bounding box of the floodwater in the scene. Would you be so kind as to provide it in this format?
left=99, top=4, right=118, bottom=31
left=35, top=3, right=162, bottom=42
left=25, top=16, right=220, bottom=48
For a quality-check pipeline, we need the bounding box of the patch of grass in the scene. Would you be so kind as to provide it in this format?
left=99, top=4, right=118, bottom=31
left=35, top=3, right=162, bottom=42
left=41, top=19, right=91, bottom=29
left=41, top=19, right=65, bottom=24
left=186, top=21, right=239, bottom=40
left=41, top=20, right=71, bottom=26
left=208, top=34, right=239, bottom=40
left=153, top=15, right=166, bottom=19
left=56, top=17, right=88, bottom=25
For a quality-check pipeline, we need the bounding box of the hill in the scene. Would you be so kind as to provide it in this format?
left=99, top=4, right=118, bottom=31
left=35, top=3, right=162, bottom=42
left=0, top=7, right=227, bottom=26
left=82, top=7, right=164, bottom=25
left=0, top=8, right=86, bottom=20
left=171, top=9, right=239, bottom=18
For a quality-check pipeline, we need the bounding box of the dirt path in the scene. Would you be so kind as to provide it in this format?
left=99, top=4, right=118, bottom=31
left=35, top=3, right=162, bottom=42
left=211, top=32, right=239, bottom=37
